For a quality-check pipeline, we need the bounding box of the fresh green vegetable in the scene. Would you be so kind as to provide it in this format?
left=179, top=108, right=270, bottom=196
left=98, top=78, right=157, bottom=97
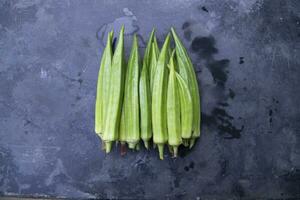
left=119, top=51, right=128, bottom=146
left=119, top=102, right=127, bottom=144
left=153, top=36, right=160, bottom=58
left=139, top=29, right=155, bottom=149
left=144, top=29, right=156, bottom=70
left=150, top=35, right=160, bottom=93
left=124, top=34, right=140, bottom=149
left=102, top=26, right=125, bottom=153
left=152, top=33, right=170, bottom=160
left=150, top=42, right=159, bottom=93
left=95, top=30, right=113, bottom=137
left=176, top=72, right=193, bottom=143
left=96, top=26, right=201, bottom=158
left=167, top=51, right=182, bottom=157
left=171, top=27, right=201, bottom=148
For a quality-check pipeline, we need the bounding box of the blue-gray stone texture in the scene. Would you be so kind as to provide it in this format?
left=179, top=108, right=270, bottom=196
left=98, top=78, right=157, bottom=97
left=0, top=0, right=299, bottom=199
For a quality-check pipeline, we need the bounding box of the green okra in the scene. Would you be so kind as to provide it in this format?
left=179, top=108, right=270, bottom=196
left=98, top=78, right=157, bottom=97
left=153, top=36, right=160, bottom=58
left=167, top=46, right=172, bottom=63
left=149, top=42, right=159, bottom=93
left=103, top=26, right=125, bottom=153
left=119, top=56, right=129, bottom=145
left=171, top=27, right=201, bottom=148
left=95, top=30, right=113, bottom=136
left=149, top=35, right=160, bottom=91
left=124, top=34, right=140, bottom=149
left=139, top=59, right=151, bottom=149
left=139, top=29, right=155, bottom=149
left=144, top=29, right=156, bottom=68
left=175, top=72, right=193, bottom=140
left=152, top=33, right=171, bottom=160
left=119, top=102, right=127, bottom=144
left=167, top=51, right=182, bottom=157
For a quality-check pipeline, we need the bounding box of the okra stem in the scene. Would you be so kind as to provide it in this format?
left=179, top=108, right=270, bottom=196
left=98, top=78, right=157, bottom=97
left=158, top=144, right=164, bottom=160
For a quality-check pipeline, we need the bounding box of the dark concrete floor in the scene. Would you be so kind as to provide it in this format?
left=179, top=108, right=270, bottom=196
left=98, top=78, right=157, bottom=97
left=0, top=0, right=299, bottom=199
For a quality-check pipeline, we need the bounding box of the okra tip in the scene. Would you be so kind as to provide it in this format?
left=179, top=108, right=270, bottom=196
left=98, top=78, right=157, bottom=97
left=109, top=29, right=114, bottom=37
left=169, top=50, right=176, bottom=69
left=170, top=27, right=177, bottom=37
left=118, top=26, right=125, bottom=40
left=149, top=28, right=156, bottom=37
left=120, top=25, right=125, bottom=32
left=189, top=138, right=196, bottom=149
left=182, top=139, right=189, bottom=147
left=165, top=32, right=171, bottom=41
left=158, top=144, right=164, bottom=160
left=133, top=34, right=138, bottom=44
left=143, top=140, right=150, bottom=149
left=128, top=142, right=136, bottom=150
left=105, top=141, right=113, bottom=153
left=173, top=146, right=178, bottom=158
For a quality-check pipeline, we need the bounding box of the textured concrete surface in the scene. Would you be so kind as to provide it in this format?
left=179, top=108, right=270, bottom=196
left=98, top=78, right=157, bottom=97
left=0, top=0, right=299, bottom=199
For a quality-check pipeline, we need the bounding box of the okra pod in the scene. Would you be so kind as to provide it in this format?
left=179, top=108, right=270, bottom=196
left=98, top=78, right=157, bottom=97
left=144, top=29, right=156, bottom=68
left=152, top=33, right=171, bottom=160
left=167, top=51, right=182, bottom=157
left=149, top=42, right=159, bottom=93
left=153, top=36, right=160, bottom=58
left=119, top=91, right=127, bottom=156
left=150, top=35, right=160, bottom=92
left=125, top=35, right=140, bottom=149
left=95, top=30, right=113, bottom=136
left=119, top=51, right=129, bottom=145
left=175, top=72, right=193, bottom=140
left=139, top=29, right=155, bottom=149
left=171, top=28, right=201, bottom=148
left=103, top=26, right=125, bottom=153
left=119, top=102, right=127, bottom=144
left=139, top=58, right=152, bottom=149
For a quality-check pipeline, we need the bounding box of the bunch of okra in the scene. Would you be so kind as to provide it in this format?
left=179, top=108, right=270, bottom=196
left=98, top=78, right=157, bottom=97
left=95, top=26, right=200, bottom=159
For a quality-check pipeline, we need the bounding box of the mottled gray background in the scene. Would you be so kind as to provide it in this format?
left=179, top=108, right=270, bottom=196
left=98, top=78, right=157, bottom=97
left=0, top=0, right=299, bottom=199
